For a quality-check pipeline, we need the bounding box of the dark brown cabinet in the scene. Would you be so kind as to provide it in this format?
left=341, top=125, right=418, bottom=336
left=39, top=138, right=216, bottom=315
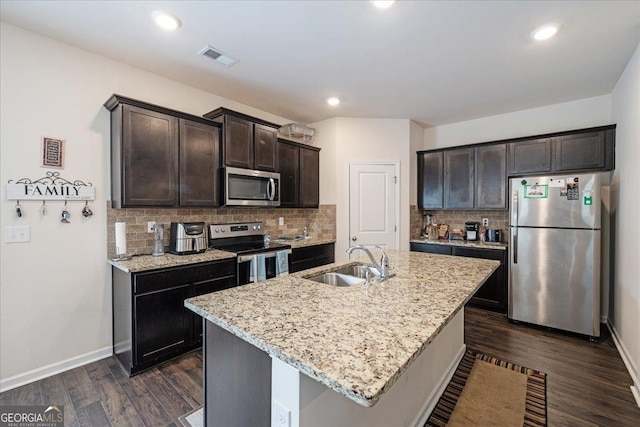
left=278, top=141, right=299, bottom=207
left=475, top=144, right=507, bottom=209
left=204, top=108, right=279, bottom=172
left=179, top=119, right=221, bottom=207
left=112, top=258, right=236, bottom=376
left=444, top=148, right=475, bottom=209
left=553, top=130, right=613, bottom=171
left=277, top=139, right=320, bottom=208
left=508, top=138, right=552, bottom=175
left=409, top=242, right=507, bottom=313
left=417, top=152, right=444, bottom=209
left=105, top=95, right=222, bottom=208
left=289, top=243, right=335, bottom=273
left=119, top=105, right=179, bottom=207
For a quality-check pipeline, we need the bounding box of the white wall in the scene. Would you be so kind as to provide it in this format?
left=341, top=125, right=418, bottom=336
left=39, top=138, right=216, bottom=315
left=0, top=22, right=291, bottom=389
left=610, top=41, right=640, bottom=404
left=409, top=121, right=425, bottom=206
left=424, top=95, right=612, bottom=149
left=312, top=118, right=412, bottom=261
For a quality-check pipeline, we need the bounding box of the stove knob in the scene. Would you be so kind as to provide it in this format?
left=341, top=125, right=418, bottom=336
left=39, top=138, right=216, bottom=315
left=221, top=228, right=226, bottom=233
left=253, top=225, right=257, bottom=230
left=257, top=225, right=261, bottom=230
left=215, top=228, right=220, bottom=233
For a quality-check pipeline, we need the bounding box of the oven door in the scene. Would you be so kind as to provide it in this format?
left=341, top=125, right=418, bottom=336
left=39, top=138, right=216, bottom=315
left=224, top=167, right=280, bottom=207
left=237, top=250, right=291, bottom=285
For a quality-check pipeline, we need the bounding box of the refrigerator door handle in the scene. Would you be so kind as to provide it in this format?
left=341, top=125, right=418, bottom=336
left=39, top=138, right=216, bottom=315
left=512, top=189, right=518, bottom=264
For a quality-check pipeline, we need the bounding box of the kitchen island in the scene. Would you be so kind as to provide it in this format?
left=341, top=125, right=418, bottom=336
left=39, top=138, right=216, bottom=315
left=185, top=250, right=499, bottom=427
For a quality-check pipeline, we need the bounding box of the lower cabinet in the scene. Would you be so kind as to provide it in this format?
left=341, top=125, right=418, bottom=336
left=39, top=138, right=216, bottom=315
left=289, top=243, right=335, bottom=273
left=410, top=242, right=507, bottom=313
left=113, top=258, right=236, bottom=376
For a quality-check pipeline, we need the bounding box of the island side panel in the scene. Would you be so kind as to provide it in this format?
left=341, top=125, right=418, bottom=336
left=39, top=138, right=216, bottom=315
left=204, top=320, right=272, bottom=426
left=296, top=310, right=465, bottom=427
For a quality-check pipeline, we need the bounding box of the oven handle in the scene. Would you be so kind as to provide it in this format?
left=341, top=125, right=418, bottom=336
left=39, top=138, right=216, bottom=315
left=237, top=249, right=292, bottom=263
left=267, top=178, right=275, bottom=201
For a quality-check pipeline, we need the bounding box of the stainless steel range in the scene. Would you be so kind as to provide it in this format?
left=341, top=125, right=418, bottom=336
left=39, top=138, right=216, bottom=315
left=208, top=222, right=291, bottom=285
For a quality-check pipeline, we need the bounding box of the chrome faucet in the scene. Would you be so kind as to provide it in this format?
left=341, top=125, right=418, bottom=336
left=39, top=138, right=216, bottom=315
left=346, top=245, right=392, bottom=279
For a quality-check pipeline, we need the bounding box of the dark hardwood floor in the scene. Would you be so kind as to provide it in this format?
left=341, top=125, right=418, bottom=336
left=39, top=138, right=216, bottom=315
left=465, top=307, right=640, bottom=426
left=1, top=308, right=638, bottom=426
left=0, top=351, right=203, bottom=427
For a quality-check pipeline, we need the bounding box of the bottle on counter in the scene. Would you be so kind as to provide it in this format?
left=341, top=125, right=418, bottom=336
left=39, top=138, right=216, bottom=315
left=480, top=227, right=486, bottom=243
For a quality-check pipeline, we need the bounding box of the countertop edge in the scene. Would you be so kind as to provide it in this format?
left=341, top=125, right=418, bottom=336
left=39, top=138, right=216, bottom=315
left=410, top=239, right=508, bottom=250
left=108, top=250, right=237, bottom=273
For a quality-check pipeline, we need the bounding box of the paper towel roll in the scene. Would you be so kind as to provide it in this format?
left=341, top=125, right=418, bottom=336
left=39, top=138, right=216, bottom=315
left=115, top=222, right=127, bottom=255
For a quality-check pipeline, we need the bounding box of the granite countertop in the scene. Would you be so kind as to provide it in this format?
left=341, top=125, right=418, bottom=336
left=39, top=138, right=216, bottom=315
left=185, top=250, right=499, bottom=407
left=285, top=237, right=336, bottom=249
left=109, top=249, right=237, bottom=273
left=410, top=238, right=508, bottom=250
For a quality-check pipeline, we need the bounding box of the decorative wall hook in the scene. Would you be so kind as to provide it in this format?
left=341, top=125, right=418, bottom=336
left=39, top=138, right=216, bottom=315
left=82, top=200, right=93, bottom=217
left=15, top=201, right=22, bottom=218
left=41, top=200, right=47, bottom=215
left=61, top=201, right=71, bottom=223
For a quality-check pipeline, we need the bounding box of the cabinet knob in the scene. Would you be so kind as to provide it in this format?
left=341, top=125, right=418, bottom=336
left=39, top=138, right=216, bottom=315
left=351, top=236, right=357, bottom=241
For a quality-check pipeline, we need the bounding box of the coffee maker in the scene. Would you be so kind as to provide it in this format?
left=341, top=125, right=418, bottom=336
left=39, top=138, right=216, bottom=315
left=465, top=222, right=480, bottom=241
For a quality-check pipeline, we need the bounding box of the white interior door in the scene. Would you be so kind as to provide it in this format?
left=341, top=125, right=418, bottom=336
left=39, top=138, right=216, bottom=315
left=349, top=163, right=398, bottom=254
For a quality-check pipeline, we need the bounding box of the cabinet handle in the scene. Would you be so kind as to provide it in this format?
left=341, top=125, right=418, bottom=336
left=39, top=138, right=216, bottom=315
left=352, top=236, right=357, bottom=241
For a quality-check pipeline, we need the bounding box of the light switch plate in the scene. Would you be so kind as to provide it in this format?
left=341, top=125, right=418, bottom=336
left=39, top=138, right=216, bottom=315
left=5, top=226, right=30, bottom=243
left=279, top=217, right=284, bottom=226
left=147, top=221, right=156, bottom=233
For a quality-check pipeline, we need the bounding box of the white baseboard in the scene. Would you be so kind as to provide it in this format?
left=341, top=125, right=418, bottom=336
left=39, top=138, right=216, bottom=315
left=607, top=320, right=640, bottom=408
left=0, top=346, right=112, bottom=393
left=411, top=344, right=467, bottom=427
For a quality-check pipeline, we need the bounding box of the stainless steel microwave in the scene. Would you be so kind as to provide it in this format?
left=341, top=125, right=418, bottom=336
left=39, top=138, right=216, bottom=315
left=223, top=167, right=280, bottom=207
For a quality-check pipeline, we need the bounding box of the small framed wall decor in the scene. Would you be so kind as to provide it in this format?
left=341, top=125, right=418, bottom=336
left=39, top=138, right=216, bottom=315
left=42, top=136, right=65, bottom=169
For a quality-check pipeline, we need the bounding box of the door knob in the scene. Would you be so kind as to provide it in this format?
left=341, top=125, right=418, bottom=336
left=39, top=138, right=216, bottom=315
left=352, top=236, right=357, bottom=241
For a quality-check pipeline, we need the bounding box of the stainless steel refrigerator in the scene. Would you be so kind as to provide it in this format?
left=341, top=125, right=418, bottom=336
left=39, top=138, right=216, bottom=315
left=509, top=172, right=601, bottom=338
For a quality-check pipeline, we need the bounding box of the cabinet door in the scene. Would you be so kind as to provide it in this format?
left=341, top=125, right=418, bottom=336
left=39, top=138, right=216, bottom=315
left=179, top=119, right=221, bottom=207
left=299, top=147, right=320, bottom=208
left=417, top=152, right=444, bottom=209
left=134, top=284, right=193, bottom=365
left=224, top=115, right=254, bottom=169
left=475, top=144, right=507, bottom=209
left=553, top=131, right=605, bottom=171
left=122, top=105, right=179, bottom=206
left=508, top=138, right=551, bottom=175
left=254, top=124, right=278, bottom=171
left=192, top=274, right=237, bottom=343
left=452, top=247, right=506, bottom=313
left=444, top=148, right=475, bottom=209
left=278, top=142, right=299, bottom=207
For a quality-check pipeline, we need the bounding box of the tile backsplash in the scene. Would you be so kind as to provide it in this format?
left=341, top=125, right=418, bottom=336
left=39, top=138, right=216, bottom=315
left=410, top=206, right=509, bottom=242
left=107, top=204, right=336, bottom=257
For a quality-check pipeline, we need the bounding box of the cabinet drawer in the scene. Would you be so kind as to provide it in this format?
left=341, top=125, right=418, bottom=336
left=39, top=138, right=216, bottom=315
left=410, top=242, right=452, bottom=255
left=452, top=247, right=505, bottom=262
left=194, top=275, right=237, bottom=296
left=134, top=260, right=236, bottom=294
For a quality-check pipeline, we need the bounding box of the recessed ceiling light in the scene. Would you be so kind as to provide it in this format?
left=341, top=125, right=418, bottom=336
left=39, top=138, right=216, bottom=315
left=532, top=24, right=560, bottom=41
left=372, top=1, right=396, bottom=9
left=152, top=11, right=182, bottom=31
left=327, top=97, right=340, bottom=106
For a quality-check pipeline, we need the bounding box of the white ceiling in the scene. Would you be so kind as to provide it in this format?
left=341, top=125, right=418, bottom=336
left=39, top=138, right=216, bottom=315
left=1, top=1, right=639, bottom=126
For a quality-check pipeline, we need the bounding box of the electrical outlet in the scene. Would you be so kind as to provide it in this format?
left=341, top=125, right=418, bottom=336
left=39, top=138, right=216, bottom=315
left=147, top=221, right=156, bottom=233
left=5, top=226, right=30, bottom=243
left=482, top=218, right=489, bottom=227
left=278, top=217, right=284, bottom=226
left=274, top=401, right=290, bottom=427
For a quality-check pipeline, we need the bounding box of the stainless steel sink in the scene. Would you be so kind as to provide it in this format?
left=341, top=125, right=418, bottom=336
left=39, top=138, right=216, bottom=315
left=332, top=264, right=381, bottom=278
left=307, top=272, right=366, bottom=287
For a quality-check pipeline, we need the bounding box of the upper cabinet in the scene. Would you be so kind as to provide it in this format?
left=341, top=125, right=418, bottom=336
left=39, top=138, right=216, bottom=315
left=508, top=138, right=552, bottom=175
left=105, top=95, right=221, bottom=208
left=418, top=144, right=505, bottom=210
left=508, top=126, right=615, bottom=176
left=204, top=108, right=279, bottom=172
left=417, top=152, right=444, bottom=209
left=277, top=139, right=320, bottom=208
left=444, top=148, right=475, bottom=209
left=417, top=125, right=615, bottom=211
left=476, top=144, right=507, bottom=209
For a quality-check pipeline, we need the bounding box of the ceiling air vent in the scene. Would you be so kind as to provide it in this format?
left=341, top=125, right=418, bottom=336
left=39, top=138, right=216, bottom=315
left=198, top=45, right=239, bottom=67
